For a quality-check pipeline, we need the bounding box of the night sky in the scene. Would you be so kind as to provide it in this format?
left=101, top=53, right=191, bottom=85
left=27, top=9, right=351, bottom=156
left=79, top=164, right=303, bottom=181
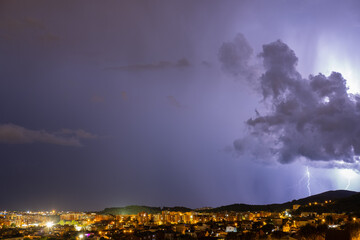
left=2, top=0, right=360, bottom=211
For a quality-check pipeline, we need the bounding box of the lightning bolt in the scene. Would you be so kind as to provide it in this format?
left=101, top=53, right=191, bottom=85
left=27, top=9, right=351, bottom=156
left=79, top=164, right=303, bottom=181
left=306, top=166, right=311, bottom=196
left=345, top=177, right=351, bottom=190
left=286, top=166, right=313, bottom=196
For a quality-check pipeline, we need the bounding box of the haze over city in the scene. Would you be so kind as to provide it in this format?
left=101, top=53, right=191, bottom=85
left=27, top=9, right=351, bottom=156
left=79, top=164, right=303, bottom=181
left=1, top=0, right=360, bottom=211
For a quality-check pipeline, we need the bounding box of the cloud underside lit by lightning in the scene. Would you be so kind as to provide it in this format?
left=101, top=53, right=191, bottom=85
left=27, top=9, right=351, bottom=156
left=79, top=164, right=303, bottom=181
left=339, top=169, right=356, bottom=190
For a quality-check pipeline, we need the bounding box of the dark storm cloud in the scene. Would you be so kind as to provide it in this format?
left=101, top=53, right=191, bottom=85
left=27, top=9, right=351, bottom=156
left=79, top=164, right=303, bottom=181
left=234, top=39, right=360, bottom=166
left=218, top=33, right=258, bottom=81
left=104, top=58, right=190, bottom=71
left=0, top=123, right=96, bottom=146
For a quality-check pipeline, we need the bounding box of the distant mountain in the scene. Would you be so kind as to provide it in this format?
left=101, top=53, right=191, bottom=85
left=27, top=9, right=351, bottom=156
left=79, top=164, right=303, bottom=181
left=291, top=190, right=358, bottom=205
left=162, top=206, right=193, bottom=212
left=101, top=205, right=193, bottom=215
left=296, top=191, right=360, bottom=213
left=205, top=190, right=358, bottom=213
left=333, top=192, right=360, bottom=212
left=101, top=205, right=161, bottom=215
left=100, top=190, right=359, bottom=215
left=200, top=203, right=283, bottom=213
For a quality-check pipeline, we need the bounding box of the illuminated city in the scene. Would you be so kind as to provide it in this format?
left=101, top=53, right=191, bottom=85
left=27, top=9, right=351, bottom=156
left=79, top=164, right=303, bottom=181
left=2, top=191, right=360, bottom=239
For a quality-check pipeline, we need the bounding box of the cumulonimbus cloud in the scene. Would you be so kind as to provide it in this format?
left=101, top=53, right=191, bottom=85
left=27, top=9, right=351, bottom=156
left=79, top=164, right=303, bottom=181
left=218, top=33, right=259, bottom=81
left=0, top=123, right=96, bottom=147
left=221, top=35, right=360, bottom=168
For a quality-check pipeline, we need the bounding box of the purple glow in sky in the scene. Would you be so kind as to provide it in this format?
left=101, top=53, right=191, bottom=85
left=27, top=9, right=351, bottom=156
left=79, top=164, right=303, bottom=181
left=1, top=0, right=360, bottom=211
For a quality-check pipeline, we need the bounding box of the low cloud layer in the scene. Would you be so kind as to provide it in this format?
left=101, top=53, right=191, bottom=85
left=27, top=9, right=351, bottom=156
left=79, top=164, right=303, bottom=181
left=227, top=36, right=360, bottom=167
left=105, top=58, right=190, bottom=71
left=0, top=123, right=96, bottom=147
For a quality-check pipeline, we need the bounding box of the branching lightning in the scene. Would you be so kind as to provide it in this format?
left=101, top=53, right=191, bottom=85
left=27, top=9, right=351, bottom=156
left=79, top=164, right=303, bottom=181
left=345, top=177, right=351, bottom=190
left=287, top=166, right=313, bottom=196
left=306, top=166, right=311, bottom=196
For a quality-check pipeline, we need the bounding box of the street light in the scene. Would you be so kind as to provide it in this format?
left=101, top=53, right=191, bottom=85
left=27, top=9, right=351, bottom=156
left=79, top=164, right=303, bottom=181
left=45, top=222, right=54, bottom=234
left=75, top=225, right=82, bottom=231
left=46, top=222, right=54, bottom=228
